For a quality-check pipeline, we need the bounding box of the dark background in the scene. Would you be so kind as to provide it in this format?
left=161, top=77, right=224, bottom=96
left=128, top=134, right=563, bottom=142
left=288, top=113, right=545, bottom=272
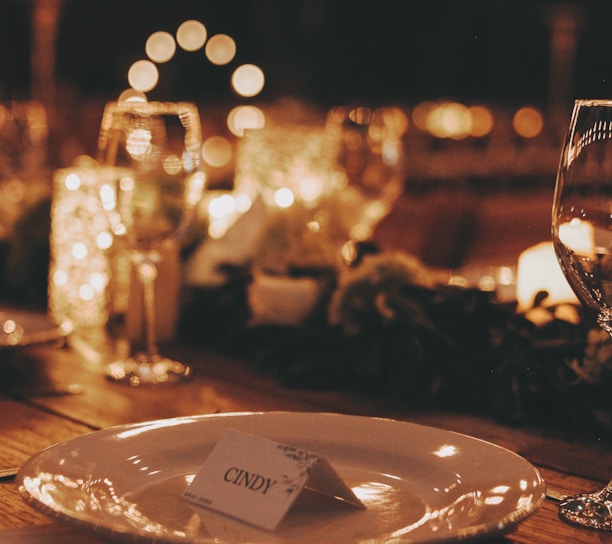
left=1, top=0, right=611, bottom=110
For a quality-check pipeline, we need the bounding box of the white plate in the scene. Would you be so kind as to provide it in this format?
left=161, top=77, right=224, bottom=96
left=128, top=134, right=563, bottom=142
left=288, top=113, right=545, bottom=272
left=0, top=308, right=72, bottom=348
left=17, top=412, right=545, bottom=543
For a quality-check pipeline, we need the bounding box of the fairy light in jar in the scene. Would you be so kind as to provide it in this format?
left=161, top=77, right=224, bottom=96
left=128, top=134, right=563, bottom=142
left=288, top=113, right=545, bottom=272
left=49, top=166, right=116, bottom=328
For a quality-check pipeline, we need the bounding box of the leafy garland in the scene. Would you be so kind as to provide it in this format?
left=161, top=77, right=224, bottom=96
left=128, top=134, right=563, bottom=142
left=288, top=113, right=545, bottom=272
left=179, top=251, right=612, bottom=438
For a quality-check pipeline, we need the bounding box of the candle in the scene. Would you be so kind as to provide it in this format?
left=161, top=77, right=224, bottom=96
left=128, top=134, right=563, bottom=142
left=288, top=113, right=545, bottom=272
left=516, top=241, right=578, bottom=312
left=558, top=218, right=595, bottom=254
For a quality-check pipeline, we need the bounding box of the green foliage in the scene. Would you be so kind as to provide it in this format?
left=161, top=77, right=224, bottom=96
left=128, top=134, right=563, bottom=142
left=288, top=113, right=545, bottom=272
left=181, top=251, right=612, bottom=438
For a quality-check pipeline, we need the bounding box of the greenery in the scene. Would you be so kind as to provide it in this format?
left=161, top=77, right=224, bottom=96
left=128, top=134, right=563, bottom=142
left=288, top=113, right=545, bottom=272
left=180, top=251, right=612, bottom=438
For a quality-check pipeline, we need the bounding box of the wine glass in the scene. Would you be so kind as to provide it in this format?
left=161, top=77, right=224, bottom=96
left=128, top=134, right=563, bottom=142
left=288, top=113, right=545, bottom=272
left=326, top=105, right=407, bottom=243
left=97, top=101, right=206, bottom=385
left=552, top=98, right=612, bottom=531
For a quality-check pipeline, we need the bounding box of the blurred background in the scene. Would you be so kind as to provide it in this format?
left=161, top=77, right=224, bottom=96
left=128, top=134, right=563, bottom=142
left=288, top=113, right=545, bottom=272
left=3, top=0, right=611, bottom=106
left=0, top=0, right=609, bottom=304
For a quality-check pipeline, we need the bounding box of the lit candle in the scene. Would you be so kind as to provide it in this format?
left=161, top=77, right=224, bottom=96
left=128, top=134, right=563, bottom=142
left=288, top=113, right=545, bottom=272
left=516, top=241, right=578, bottom=312
left=558, top=218, right=595, bottom=254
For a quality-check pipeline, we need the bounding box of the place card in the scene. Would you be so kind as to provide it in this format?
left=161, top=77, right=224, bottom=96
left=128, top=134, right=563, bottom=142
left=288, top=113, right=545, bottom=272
left=183, top=428, right=365, bottom=530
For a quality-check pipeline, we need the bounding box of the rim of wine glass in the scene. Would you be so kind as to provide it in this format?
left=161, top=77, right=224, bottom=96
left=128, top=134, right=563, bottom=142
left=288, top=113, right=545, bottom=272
left=100, top=100, right=202, bottom=130
left=97, top=100, right=203, bottom=162
left=574, top=98, right=612, bottom=106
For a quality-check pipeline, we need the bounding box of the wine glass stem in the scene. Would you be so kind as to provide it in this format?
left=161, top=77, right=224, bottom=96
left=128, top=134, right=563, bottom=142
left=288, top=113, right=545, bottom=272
left=136, top=258, right=159, bottom=360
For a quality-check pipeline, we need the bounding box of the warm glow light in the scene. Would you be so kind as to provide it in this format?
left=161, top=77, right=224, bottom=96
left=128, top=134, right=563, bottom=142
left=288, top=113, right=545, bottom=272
left=176, top=20, right=207, bottom=52
left=145, top=31, right=177, bottom=63
left=127, top=60, right=159, bottom=92
left=235, top=193, right=252, bottom=212
left=469, top=105, right=494, bottom=137
left=50, top=167, right=122, bottom=329
left=2, top=319, right=17, bottom=334
left=516, top=242, right=578, bottom=311
left=72, top=242, right=88, bottom=260
left=79, top=284, right=95, bottom=301
left=427, top=102, right=472, bottom=139
left=182, top=149, right=198, bottom=173
left=99, top=184, right=116, bottom=211
left=96, top=231, right=113, bottom=250
left=205, top=34, right=236, bottom=65
left=380, top=107, right=409, bottom=137
left=227, top=105, right=266, bottom=136
left=65, top=173, right=81, bottom=190
left=297, top=176, right=325, bottom=203
left=411, top=101, right=435, bottom=132
left=126, top=128, right=153, bottom=158
left=89, top=272, right=108, bottom=292
left=202, top=136, right=233, bottom=167
left=53, top=269, right=68, bottom=286
left=117, top=89, right=147, bottom=103
left=120, top=176, right=135, bottom=192
left=163, top=154, right=182, bottom=175
left=231, top=64, right=265, bottom=97
left=208, top=194, right=236, bottom=218
left=274, top=187, right=295, bottom=208
left=513, top=106, right=543, bottom=138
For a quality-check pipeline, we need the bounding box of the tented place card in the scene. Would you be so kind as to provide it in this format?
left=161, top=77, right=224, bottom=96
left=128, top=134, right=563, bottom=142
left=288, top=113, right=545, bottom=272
left=183, top=429, right=365, bottom=530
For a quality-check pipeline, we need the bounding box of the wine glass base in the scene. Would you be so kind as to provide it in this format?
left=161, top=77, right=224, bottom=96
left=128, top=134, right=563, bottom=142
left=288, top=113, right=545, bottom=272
left=558, top=493, right=612, bottom=531
left=107, top=355, right=192, bottom=386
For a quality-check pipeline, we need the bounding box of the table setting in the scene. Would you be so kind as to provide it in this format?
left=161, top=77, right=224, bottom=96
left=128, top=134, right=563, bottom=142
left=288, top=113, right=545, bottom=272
left=0, top=7, right=612, bottom=544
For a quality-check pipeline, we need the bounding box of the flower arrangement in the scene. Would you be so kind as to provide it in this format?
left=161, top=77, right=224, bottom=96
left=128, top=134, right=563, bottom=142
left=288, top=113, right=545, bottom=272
left=181, top=222, right=612, bottom=437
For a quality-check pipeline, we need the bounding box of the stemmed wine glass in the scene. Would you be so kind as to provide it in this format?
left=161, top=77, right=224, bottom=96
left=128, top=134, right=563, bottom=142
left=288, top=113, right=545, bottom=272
left=97, top=100, right=206, bottom=385
left=326, top=105, right=406, bottom=243
left=552, top=98, right=612, bottom=531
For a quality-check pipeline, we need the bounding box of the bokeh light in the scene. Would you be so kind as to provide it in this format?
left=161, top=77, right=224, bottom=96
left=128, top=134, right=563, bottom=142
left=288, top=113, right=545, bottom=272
left=125, top=128, right=153, bottom=158
left=411, top=101, right=435, bottom=132
left=205, top=34, right=236, bottom=65
left=380, top=107, right=409, bottom=137
left=176, top=20, right=207, bottom=52
left=145, top=31, right=176, bottom=63
left=117, top=88, right=147, bottom=103
left=513, top=106, right=543, bottom=138
left=274, top=187, right=295, bottom=208
left=468, top=105, right=494, bottom=137
left=202, top=136, right=233, bottom=167
left=127, top=60, right=159, bottom=92
left=231, top=64, right=265, bottom=97
left=64, top=173, right=81, bottom=190
left=227, top=105, right=266, bottom=136
left=426, top=102, right=472, bottom=139
left=209, top=193, right=236, bottom=218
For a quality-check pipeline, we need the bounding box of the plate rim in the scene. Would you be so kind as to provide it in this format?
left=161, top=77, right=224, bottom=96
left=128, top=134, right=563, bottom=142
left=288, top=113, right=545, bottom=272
left=16, top=411, right=546, bottom=543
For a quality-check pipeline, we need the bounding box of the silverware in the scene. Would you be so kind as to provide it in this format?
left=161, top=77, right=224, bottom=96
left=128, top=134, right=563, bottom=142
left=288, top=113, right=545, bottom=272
left=0, top=467, right=19, bottom=480
left=545, top=488, right=566, bottom=502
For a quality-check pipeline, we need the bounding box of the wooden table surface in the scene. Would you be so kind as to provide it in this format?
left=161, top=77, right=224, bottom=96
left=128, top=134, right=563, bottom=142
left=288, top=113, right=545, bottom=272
left=0, top=327, right=611, bottom=543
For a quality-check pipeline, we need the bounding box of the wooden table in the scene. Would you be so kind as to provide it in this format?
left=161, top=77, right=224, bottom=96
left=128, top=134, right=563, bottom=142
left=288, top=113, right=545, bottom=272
left=0, top=328, right=611, bottom=543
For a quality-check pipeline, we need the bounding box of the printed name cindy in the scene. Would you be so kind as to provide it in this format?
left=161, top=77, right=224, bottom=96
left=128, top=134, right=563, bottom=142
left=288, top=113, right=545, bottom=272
left=224, top=467, right=277, bottom=494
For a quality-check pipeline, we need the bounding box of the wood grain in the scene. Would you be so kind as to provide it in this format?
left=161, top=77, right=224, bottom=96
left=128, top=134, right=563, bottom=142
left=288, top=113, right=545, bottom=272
left=0, top=333, right=610, bottom=543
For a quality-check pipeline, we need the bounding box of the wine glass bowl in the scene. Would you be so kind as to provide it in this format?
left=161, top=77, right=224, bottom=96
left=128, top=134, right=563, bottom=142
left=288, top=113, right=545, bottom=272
left=552, top=98, right=612, bottom=531
left=97, top=101, right=206, bottom=385
left=326, top=105, right=407, bottom=242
